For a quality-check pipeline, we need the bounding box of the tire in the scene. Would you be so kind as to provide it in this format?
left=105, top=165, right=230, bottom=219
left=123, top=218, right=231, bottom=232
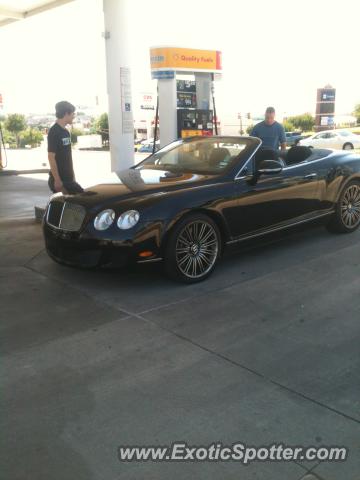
left=326, top=180, right=360, bottom=233
left=343, top=143, right=354, bottom=150
left=164, top=213, right=221, bottom=283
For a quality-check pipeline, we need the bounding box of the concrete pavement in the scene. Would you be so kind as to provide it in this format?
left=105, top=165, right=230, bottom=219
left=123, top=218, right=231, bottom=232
left=1, top=174, right=359, bottom=480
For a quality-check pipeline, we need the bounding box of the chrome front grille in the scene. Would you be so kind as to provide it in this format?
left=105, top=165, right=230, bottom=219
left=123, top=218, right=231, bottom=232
left=47, top=201, right=86, bottom=232
left=46, top=201, right=63, bottom=227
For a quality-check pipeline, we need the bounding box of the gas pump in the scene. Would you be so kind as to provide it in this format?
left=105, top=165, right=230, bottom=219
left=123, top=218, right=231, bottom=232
left=177, top=108, right=213, bottom=138
left=176, top=77, right=213, bottom=138
left=150, top=47, right=222, bottom=148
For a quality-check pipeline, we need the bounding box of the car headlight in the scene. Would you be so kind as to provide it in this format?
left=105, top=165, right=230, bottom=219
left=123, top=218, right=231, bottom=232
left=117, top=210, right=140, bottom=230
left=94, top=209, right=115, bottom=231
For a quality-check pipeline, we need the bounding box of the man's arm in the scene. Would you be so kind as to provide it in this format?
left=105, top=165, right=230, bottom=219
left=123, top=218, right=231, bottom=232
left=47, top=129, right=64, bottom=192
left=279, top=124, right=287, bottom=151
left=47, top=152, right=63, bottom=192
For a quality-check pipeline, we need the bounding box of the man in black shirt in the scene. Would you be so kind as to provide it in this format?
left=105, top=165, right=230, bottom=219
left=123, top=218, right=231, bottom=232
left=47, top=101, right=83, bottom=194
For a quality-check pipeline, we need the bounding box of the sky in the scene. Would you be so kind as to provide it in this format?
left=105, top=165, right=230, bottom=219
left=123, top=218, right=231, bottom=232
left=0, top=0, right=359, bottom=120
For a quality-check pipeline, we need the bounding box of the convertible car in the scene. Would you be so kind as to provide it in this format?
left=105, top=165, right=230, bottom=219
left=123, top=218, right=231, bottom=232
left=43, top=136, right=360, bottom=283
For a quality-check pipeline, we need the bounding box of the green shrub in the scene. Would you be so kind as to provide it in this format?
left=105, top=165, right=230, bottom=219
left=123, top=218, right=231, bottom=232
left=19, top=128, right=43, bottom=148
left=0, top=127, right=16, bottom=146
left=283, top=120, right=295, bottom=132
left=286, top=113, right=314, bottom=132
left=70, top=128, right=84, bottom=144
left=93, top=113, right=109, bottom=145
left=4, top=113, right=27, bottom=147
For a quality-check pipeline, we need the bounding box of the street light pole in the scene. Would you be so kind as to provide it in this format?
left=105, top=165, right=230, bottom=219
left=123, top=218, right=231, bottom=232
left=238, top=112, right=243, bottom=135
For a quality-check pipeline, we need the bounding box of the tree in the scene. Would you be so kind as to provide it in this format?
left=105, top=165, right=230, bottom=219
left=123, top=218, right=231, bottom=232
left=95, top=113, right=109, bottom=145
left=353, top=104, right=360, bottom=123
left=5, top=114, right=27, bottom=147
left=70, top=128, right=83, bottom=144
left=286, top=113, right=315, bottom=132
left=19, top=128, right=43, bottom=148
left=283, top=120, right=295, bottom=132
left=0, top=126, right=15, bottom=146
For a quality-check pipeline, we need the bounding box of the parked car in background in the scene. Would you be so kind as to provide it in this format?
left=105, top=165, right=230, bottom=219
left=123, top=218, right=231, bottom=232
left=299, top=130, right=360, bottom=150
left=134, top=140, right=143, bottom=152
left=137, top=140, right=160, bottom=153
left=285, top=131, right=304, bottom=146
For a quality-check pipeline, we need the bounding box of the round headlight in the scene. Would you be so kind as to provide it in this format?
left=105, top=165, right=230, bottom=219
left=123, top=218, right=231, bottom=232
left=94, top=209, right=115, bottom=231
left=117, top=210, right=140, bottom=230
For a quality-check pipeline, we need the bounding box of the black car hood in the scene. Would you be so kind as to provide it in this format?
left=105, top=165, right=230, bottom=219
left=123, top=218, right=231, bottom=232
left=61, top=168, right=220, bottom=209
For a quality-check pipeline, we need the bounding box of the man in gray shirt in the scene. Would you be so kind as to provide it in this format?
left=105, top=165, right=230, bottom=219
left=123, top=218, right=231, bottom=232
left=251, top=107, right=286, bottom=151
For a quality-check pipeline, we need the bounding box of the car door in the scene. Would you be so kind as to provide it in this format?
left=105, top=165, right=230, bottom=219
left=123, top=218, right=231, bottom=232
left=232, top=158, right=322, bottom=238
left=327, top=132, right=340, bottom=149
left=309, top=133, right=323, bottom=148
left=314, top=132, right=331, bottom=148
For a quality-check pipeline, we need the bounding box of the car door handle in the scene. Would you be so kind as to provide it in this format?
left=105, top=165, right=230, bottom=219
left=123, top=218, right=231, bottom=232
left=303, top=173, right=317, bottom=179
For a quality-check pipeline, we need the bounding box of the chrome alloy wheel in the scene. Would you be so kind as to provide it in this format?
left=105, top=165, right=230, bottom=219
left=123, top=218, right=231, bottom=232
left=175, top=220, right=219, bottom=279
left=341, top=184, right=360, bottom=228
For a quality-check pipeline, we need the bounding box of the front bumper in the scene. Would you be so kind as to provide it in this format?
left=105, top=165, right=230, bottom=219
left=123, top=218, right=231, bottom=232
left=43, top=221, right=163, bottom=268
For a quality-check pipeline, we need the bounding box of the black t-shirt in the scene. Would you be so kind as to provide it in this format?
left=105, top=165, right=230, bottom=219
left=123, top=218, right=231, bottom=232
left=47, top=123, right=75, bottom=182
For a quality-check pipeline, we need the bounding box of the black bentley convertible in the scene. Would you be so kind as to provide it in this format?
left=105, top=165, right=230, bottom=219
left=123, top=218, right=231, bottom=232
left=43, top=136, right=360, bottom=282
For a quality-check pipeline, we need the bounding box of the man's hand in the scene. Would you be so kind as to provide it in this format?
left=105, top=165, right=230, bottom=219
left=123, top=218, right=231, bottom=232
left=54, top=178, right=63, bottom=192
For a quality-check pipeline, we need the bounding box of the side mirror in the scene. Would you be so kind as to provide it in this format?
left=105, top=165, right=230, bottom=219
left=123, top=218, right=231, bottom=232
left=257, top=159, right=283, bottom=175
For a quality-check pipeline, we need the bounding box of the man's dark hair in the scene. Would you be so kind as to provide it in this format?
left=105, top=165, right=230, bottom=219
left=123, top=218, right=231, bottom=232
left=55, top=101, right=75, bottom=119
left=265, top=106, right=275, bottom=114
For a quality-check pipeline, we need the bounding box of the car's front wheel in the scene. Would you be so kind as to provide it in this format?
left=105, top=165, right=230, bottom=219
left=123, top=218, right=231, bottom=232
left=327, top=180, right=360, bottom=233
left=343, top=143, right=354, bottom=150
left=164, top=213, right=221, bottom=283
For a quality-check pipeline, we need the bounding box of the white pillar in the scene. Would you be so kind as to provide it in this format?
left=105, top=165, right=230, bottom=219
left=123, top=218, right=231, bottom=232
left=103, top=0, right=134, bottom=171
left=157, top=77, right=177, bottom=148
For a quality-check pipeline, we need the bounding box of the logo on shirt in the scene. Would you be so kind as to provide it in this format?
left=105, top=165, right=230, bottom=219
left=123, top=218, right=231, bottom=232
left=62, top=137, right=71, bottom=146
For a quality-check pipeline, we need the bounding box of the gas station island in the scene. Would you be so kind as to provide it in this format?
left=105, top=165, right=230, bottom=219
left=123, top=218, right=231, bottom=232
left=149, top=46, right=222, bottom=146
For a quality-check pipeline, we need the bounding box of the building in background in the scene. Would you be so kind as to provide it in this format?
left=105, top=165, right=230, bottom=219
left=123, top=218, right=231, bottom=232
left=133, top=92, right=156, bottom=141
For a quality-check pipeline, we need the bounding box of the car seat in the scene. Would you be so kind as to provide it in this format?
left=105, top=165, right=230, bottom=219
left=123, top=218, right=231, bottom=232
left=286, top=146, right=312, bottom=166
left=254, top=147, right=279, bottom=170
left=208, top=147, right=231, bottom=167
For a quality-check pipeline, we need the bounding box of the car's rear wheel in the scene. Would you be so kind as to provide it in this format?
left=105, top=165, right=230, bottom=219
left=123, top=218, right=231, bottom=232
left=327, top=180, right=360, bottom=233
left=343, top=143, right=354, bottom=150
left=164, top=213, right=221, bottom=283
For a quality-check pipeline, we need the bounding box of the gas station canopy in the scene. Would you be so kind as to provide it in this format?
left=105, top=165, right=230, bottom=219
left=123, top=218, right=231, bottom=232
left=0, top=0, right=75, bottom=27
left=0, top=0, right=222, bottom=170
left=0, top=0, right=138, bottom=171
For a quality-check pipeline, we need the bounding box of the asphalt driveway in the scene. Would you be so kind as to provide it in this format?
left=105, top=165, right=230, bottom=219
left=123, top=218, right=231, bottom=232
left=1, top=174, right=359, bottom=480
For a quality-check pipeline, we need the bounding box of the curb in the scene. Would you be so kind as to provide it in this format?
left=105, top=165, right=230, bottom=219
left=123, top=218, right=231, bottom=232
left=35, top=206, right=46, bottom=222
left=0, top=168, right=50, bottom=176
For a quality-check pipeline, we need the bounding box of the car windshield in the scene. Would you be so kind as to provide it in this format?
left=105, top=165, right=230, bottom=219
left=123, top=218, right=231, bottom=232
left=135, top=137, right=253, bottom=174
left=338, top=131, right=352, bottom=137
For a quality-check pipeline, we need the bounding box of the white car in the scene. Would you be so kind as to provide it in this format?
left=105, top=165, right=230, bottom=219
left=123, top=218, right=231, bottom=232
left=299, top=130, right=360, bottom=150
